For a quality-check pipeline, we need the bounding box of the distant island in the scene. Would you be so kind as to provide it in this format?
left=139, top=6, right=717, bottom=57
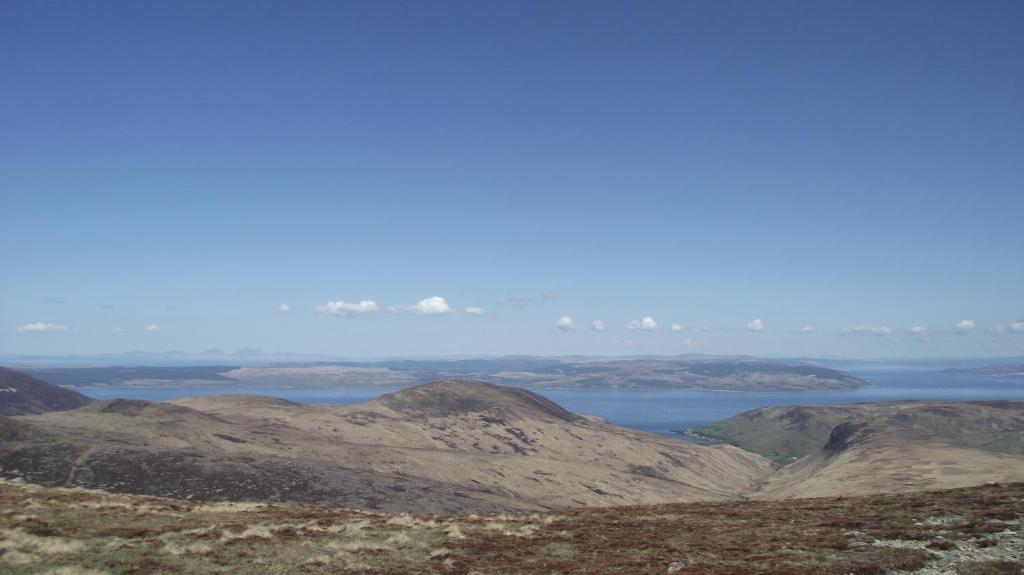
left=18, top=355, right=868, bottom=392
left=941, top=363, right=1024, bottom=380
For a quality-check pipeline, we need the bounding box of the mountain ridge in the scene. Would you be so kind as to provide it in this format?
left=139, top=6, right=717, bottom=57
left=0, top=377, right=774, bottom=513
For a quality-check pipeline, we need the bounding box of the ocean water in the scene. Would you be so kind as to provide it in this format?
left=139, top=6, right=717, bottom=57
left=81, top=369, right=1024, bottom=441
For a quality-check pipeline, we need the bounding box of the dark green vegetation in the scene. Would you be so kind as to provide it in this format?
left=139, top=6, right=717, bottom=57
left=692, top=401, right=1024, bottom=465
left=0, top=481, right=1020, bottom=574
left=0, top=368, right=93, bottom=416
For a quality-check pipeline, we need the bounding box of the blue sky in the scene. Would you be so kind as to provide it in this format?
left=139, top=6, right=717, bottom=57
left=2, top=1, right=1022, bottom=359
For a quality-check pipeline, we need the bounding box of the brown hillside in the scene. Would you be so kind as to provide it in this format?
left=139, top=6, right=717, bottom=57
left=0, top=380, right=774, bottom=514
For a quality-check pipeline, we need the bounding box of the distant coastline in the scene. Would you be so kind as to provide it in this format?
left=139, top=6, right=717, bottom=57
left=18, top=355, right=867, bottom=393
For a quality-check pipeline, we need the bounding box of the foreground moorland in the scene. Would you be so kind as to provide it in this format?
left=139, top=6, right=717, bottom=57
left=0, top=480, right=1021, bottom=574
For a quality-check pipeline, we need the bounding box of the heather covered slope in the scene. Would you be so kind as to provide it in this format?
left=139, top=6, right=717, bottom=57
left=0, top=381, right=773, bottom=513
left=0, top=367, right=92, bottom=416
left=0, top=480, right=1020, bottom=574
left=758, top=422, right=1024, bottom=499
left=693, top=401, right=1024, bottom=464
left=693, top=401, right=1024, bottom=499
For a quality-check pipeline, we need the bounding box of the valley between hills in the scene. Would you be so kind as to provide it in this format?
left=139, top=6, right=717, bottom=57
left=1, top=366, right=1022, bottom=573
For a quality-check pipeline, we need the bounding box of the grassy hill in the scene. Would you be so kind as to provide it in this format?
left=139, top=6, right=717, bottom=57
left=692, top=401, right=1024, bottom=465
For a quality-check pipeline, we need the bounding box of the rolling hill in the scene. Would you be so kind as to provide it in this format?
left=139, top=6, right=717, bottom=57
left=693, top=401, right=1024, bottom=498
left=0, top=379, right=772, bottom=514
left=3, top=365, right=1022, bottom=515
left=693, top=401, right=1024, bottom=464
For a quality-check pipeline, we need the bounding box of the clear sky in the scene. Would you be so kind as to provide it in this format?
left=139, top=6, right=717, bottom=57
left=2, top=1, right=1022, bottom=359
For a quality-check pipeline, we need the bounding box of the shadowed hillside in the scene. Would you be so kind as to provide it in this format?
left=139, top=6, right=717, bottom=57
left=0, top=367, right=93, bottom=416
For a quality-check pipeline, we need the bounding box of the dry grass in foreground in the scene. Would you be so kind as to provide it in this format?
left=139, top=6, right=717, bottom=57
left=0, top=480, right=1021, bottom=574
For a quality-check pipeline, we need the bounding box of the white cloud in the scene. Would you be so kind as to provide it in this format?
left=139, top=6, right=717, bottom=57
left=842, top=325, right=892, bottom=336
left=556, top=316, right=575, bottom=332
left=465, top=307, right=487, bottom=316
left=627, top=316, right=658, bottom=331
left=955, top=319, right=975, bottom=333
left=16, top=322, right=68, bottom=333
left=144, top=324, right=160, bottom=333
left=691, top=325, right=711, bottom=333
left=1011, top=320, right=1024, bottom=333
left=278, top=302, right=291, bottom=313
left=797, top=324, right=816, bottom=333
left=318, top=300, right=379, bottom=316
left=112, top=327, right=123, bottom=333
left=746, top=318, right=765, bottom=332
left=671, top=324, right=683, bottom=332
left=403, top=296, right=455, bottom=316
left=591, top=320, right=607, bottom=332
left=909, top=325, right=930, bottom=336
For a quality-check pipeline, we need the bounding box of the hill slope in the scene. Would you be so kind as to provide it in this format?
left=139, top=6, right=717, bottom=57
left=758, top=421, right=1024, bottom=499
left=693, top=400, right=1024, bottom=464
left=693, top=401, right=1024, bottom=498
left=0, top=380, right=773, bottom=513
left=0, top=367, right=93, bottom=416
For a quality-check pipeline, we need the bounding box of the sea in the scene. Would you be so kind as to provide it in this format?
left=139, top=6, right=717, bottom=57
left=80, top=366, right=1024, bottom=441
